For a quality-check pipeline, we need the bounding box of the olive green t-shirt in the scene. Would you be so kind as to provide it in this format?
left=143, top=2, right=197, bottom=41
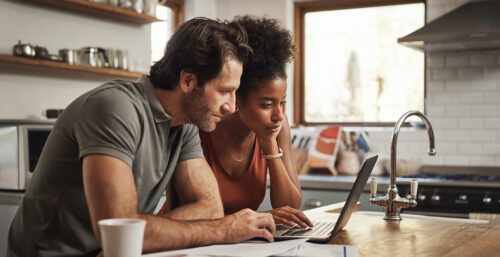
left=7, top=75, right=204, bottom=257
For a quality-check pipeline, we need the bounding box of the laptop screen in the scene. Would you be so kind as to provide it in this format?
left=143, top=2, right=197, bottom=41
left=332, top=155, right=378, bottom=234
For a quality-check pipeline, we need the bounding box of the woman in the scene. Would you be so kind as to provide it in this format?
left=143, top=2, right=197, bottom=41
left=161, top=15, right=312, bottom=228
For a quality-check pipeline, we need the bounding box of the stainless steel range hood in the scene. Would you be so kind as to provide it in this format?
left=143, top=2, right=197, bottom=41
left=398, top=0, right=500, bottom=52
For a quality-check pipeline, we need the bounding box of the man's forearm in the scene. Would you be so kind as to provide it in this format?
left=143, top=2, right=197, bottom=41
left=139, top=214, right=225, bottom=253
left=165, top=196, right=224, bottom=220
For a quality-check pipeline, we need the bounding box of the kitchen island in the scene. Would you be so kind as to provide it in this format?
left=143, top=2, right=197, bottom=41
left=324, top=211, right=500, bottom=257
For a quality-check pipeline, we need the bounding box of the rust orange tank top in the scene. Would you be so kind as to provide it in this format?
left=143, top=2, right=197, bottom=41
left=199, top=131, right=267, bottom=215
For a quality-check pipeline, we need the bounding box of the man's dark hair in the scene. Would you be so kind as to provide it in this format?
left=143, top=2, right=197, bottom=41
left=150, top=17, right=252, bottom=90
left=234, top=15, right=295, bottom=100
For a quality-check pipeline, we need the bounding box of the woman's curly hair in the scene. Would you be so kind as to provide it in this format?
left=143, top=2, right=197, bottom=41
left=234, top=15, right=295, bottom=100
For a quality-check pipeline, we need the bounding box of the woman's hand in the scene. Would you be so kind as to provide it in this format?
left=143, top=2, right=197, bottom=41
left=264, top=206, right=313, bottom=228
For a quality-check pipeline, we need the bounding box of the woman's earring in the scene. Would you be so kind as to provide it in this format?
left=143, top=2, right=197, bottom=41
left=235, top=105, right=240, bottom=112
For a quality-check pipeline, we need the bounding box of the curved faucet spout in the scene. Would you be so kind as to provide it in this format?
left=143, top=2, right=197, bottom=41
left=390, top=111, right=436, bottom=187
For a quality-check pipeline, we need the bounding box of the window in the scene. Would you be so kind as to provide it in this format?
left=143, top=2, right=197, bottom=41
left=151, top=0, right=184, bottom=63
left=294, top=0, right=425, bottom=125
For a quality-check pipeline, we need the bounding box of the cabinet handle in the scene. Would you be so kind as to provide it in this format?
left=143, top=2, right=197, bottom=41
left=305, top=199, right=322, bottom=208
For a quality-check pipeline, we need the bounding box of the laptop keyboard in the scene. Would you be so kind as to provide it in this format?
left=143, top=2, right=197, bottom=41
left=282, top=221, right=335, bottom=237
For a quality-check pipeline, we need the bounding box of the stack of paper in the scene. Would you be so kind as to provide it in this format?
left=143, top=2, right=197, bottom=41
left=143, top=238, right=359, bottom=257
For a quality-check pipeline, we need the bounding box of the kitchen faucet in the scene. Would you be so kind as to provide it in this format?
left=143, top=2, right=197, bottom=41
left=370, top=111, right=436, bottom=221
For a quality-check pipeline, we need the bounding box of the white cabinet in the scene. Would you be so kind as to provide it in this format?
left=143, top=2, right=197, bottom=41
left=0, top=204, right=19, bottom=255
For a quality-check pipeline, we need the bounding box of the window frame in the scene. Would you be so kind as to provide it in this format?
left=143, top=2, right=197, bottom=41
left=293, top=0, right=426, bottom=126
left=163, top=0, right=185, bottom=30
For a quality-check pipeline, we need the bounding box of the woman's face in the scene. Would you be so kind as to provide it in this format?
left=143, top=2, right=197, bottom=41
left=237, top=77, right=287, bottom=136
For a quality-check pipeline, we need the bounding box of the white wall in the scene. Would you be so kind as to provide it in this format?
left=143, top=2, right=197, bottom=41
left=0, top=0, right=151, bottom=119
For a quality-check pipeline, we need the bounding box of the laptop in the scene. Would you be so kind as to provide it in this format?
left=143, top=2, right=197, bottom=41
left=273, top=155, right=378, bottom=242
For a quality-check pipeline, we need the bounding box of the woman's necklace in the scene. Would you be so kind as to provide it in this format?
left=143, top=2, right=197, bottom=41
left=224, top=135, right=255, bottom=162
left=227, top=148, right=245, bottom=162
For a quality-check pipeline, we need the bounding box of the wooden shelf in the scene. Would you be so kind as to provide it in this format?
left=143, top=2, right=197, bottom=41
left=23, top=0, right=163, bottom=25
left=0, top=55, right=143, bottom=80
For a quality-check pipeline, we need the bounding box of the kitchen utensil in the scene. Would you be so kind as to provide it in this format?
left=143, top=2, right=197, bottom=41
left=357, top=132, right=371, bottom=152
left=42, top=109, right=64, bottom=119
left=78, top=47, right=110, bottom=67
left=119, top=0, right=133, bottom=9
left=143, top=0, right=157, bottom=16
left=108, top=0, right=119, bottom=6
left=59, top=49, right=77, bottom=64
left=12, top=40, right=36, bottom=58
left=107, top=48, right=119, bottom=68
left=337, top=151, right=361, bottom=175
left=116, top=49, right=128, bottom=70
left=35, top=46, right=49, bottom=59
left=131, top=0, right=143, bottom=13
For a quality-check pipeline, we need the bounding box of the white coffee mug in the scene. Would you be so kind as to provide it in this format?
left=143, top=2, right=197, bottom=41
left=98, top=218, right=146, bottom=257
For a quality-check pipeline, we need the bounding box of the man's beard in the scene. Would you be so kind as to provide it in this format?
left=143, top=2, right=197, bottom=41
left=181, top=86, right=216, bottom=132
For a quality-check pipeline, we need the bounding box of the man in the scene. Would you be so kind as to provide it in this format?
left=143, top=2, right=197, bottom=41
left=7, top=17, right=275, bottom=257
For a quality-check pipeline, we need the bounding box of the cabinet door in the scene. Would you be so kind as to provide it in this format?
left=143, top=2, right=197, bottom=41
left=0, top=204, right=19, bottom=255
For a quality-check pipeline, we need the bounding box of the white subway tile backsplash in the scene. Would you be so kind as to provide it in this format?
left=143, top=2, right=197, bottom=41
left=469, top=156, right=496, bottom=166
left=431, top=118, right=459, bottom=129
left=433, top=142, right=457, bottom=155
left=444, top=130, right=470, bottom=142
left=471, top=54, right=497, bottom=66
left=483, top=118, right=500, bottom=129
left=445, top=105, right=470, bottom=117
left=427, top=55, right=444, bottom=68
left=470, top=131, right=496, bottom=142
left=470, top=105, right=496, bottom=117
left=484, top=67, right=500, bottom=77
left=458, top=143, right=482, bottom=155
left=458, top=118, right=483, bottom=129
left=471, top=79, right=496, bottom=91
left=446, top=55, right=470, bottom=67
left=427, top=105, right=445, bottom=117
left=433, top=68, right=457, bottom=80
left=444, top=80, right=470, bottom=92
left=459, top=92, right=483, bottom=104
left=483, top=144, right=500, bottom=155
left=483, top=92, right=500, bottom=104
left=445, top=155, right=469, bottom=166
left=458, top=67, right=484, bottom=79
left=419, top=154, right=445, bottom=165
left=432, top=92, right=459, bottom=104
left=427, top=81, right=445, bottom=93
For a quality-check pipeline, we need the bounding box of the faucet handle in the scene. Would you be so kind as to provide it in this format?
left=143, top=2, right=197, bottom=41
left=370, top=177, right=377, bottom=196
left=411, top=178, right=418, bottom=199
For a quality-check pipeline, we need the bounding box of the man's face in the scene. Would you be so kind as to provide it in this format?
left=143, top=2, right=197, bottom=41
left=181, top=57, right=243, bottom=131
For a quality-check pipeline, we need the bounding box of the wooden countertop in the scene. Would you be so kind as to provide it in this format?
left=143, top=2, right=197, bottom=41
left=327, top=212, right=500, bottom=257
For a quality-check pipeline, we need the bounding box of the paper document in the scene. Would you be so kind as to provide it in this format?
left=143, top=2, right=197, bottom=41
left=143, top=238, right=308, bottom=257
left=143, top=238, right=358, bottom=257
left=275, top=242, right=359, bottom=257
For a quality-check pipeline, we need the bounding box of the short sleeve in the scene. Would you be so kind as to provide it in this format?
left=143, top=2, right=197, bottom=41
left=74, top=87, right=142, bottom=167
left=177, top=124, right=204, bottom=163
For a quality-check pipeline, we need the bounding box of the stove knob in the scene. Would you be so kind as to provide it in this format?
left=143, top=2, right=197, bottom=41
left=418, top=195, right=426, bottom=201
left=431, top=195, right=440, bottom=202
left=483, top=197, right=492, bottom=205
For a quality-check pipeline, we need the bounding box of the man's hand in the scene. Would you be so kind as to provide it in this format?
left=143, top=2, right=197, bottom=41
left=264, top=206, right=313, bottom=228
left=220, top=209, right=276, bottom=243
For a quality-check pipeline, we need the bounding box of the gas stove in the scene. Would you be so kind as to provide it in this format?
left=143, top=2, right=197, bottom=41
left=397, top=170, right=500, bottom=218
left=403, top=173, right=500, bottom=183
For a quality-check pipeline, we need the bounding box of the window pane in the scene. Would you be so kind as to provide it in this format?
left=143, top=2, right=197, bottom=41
left=303, top=3, right=425, bottom=123
left=151, top=5, right=173, bottom=63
